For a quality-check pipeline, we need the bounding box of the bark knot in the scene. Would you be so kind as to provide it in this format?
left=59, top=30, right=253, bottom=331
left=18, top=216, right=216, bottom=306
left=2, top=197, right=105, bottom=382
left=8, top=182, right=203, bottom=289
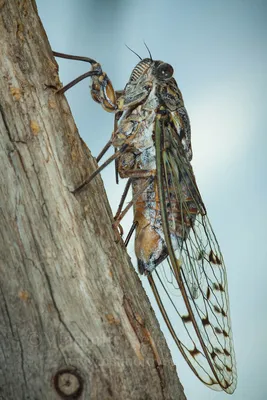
left=54, top=369, right=83, bottom=399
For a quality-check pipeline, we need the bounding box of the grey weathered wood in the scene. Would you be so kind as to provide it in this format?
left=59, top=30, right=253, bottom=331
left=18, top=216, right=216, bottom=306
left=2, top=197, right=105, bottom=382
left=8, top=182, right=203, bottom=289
left=0, top=1, right=187, bottom=399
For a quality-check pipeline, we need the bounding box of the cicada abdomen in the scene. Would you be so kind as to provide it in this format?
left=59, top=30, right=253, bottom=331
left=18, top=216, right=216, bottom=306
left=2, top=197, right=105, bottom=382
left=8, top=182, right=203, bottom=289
left=54, top=51, right=237, bottom=394
left=132, top=165, right=200, bottom=275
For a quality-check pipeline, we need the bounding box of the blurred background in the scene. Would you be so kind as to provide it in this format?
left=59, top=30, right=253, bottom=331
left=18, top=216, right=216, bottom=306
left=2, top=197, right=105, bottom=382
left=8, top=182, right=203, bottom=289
left=36, top=1, right=267, bottom=399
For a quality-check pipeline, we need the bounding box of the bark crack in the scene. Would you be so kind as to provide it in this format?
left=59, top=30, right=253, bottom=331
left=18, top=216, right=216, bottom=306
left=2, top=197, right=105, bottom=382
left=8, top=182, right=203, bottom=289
left=0, top=284, right=16, bottom=338
left=42, top=267, right=88, bottom=359
left=0, top=103, right=27, bottom=144
left=123, top=295, right=167, bottom=399
left=17, top=333, right=28, bottom=392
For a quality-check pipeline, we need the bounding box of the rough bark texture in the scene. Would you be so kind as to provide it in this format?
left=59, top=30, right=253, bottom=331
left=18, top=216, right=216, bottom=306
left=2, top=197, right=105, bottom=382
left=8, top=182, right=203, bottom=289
left=0, top=1, right=187, bottom=399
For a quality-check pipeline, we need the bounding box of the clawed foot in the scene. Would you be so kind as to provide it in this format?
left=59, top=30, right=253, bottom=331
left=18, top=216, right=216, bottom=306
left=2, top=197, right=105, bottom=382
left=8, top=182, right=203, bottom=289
left=112, top=220, right=124, bottom=243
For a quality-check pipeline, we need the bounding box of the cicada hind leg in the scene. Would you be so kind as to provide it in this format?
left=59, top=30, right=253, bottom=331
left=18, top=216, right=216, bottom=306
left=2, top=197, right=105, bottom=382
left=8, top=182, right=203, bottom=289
left=112, top=172, right=156, bottom=246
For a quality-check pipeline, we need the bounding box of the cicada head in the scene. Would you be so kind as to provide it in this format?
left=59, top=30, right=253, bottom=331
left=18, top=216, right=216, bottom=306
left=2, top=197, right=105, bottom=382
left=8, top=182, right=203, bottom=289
left=118, top=58, right=184, bottom=112
left=129, top=58, right=174, bottom=83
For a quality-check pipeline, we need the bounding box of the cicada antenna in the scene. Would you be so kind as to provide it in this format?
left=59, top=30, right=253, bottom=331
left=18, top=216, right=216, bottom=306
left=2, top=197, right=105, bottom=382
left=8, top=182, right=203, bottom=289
left=125, top=44, right=142, bottom=60
left=143, top=41, right=152, bottom=60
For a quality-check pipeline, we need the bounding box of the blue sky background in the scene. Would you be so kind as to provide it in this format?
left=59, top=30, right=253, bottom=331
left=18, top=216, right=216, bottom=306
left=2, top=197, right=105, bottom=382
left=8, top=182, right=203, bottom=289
left=36, top=1, right=267, bottom=399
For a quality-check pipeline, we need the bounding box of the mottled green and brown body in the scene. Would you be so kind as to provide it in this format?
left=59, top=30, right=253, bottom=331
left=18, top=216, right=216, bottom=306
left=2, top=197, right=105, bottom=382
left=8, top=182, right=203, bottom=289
left=113, top=59, right=198, bottom=272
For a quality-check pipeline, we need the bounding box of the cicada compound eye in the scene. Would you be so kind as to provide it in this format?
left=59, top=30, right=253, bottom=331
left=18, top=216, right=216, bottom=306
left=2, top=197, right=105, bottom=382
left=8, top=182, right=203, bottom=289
left=156, top=63, right=174, bottom=80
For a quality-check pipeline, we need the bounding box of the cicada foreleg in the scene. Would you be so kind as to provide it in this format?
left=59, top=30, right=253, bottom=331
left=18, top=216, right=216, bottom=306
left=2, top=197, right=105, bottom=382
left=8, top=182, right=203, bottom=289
left=53, top=51, right=126, bottom=188
left=53, top=51, right=121, bottom=113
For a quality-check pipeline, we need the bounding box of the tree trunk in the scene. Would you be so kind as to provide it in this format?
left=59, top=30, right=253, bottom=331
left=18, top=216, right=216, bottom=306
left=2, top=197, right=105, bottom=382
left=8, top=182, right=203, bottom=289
left=0, top=1, right=186, bottom=399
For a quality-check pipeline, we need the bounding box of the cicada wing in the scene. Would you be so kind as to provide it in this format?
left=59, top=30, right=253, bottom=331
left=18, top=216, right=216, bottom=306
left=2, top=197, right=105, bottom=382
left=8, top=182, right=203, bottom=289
left=153, top=115, right=237, bottom=393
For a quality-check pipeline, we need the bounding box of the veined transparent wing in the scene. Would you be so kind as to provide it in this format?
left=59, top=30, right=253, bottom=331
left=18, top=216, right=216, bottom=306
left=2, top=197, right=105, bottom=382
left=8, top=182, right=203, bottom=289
left=150, top=113, right=237, bottom=393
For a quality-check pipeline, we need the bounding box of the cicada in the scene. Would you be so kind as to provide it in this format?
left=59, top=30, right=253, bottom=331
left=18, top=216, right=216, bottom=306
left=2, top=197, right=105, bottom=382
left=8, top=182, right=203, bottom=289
left=53, top=49, right=237, bottom=394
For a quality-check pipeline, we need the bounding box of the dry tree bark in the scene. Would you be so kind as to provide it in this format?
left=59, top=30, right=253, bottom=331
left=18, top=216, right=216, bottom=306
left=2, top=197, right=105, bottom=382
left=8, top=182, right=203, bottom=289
left=0, top=1, right=187, bottom=399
